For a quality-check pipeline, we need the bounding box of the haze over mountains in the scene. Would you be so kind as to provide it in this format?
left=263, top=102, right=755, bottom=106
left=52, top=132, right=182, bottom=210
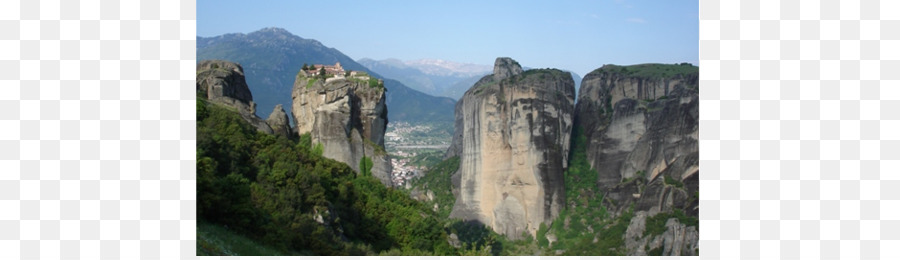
left=197, top=27, right=456, bottom=125
left=358, top=58, right=583, bottom=100
left=357, top=58, right=491, bottom=99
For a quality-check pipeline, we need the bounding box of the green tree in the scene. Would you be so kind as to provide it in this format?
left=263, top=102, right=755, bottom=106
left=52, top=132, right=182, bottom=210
left=359, top=156, right=373, bottom=177
left=312, top=143, right=324, bottom=157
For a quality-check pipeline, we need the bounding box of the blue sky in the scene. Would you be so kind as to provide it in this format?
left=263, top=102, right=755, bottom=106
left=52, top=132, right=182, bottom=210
left=198, top=0, right=698, bottom=76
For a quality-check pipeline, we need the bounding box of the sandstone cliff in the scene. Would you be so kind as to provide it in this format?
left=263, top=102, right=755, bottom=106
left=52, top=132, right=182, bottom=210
left=447, top=57, right=574, bottom=239
left=292, top=73, right=392, bottom=187
left=197, top=60, right=292, bottom=136
left=574, top=63, right=699, bottom=255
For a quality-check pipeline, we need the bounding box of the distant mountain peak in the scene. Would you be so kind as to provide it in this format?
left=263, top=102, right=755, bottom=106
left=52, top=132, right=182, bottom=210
left=410, top=58, right=446, bottom=64
left=404, top=59, right=492, bottom=77
left=257, top=27, right=292, bottom=34
left=358, top=58, right=492, bottom=77
left=248, top=27, right=295, bottom=38
left=241, top=27, right=327, bottom=47
left=357, top=58, right=408, bottom=73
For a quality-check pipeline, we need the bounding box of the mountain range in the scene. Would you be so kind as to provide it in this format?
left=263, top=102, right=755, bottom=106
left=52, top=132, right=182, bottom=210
left=197, top=27, right=456, bottom=124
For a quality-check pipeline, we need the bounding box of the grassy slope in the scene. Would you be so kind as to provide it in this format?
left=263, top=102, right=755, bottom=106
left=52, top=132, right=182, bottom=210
left=197, top=221, right=298, bottom=256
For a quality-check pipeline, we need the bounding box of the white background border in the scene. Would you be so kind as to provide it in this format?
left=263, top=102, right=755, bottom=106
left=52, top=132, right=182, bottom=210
left=0, top=0, right=896, bottom=259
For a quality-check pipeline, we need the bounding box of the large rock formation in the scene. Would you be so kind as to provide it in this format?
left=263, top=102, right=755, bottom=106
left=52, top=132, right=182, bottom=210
left=447, top=57, right=574, bottom=239
left=197, top=60, right=291, bottom=136
left=266, top=104, right=292, bottom=138
left=292, top=73, right=392, bottom=186
left=491, top=57, right=524, bottom=81
left=197, top=60, right=254, bottom=110
left=574, top=63, right=699, bottom=255
left=623, top=211, right=699, bottom=256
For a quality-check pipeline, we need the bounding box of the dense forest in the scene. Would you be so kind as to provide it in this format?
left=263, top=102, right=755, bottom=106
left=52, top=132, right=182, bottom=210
left=197, top=96, right=469, bottom=255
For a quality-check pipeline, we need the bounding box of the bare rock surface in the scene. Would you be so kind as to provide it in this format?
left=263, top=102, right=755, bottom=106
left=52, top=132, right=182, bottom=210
left=624, top=211, right=699, bottom=256
left=266, top=104, right=292, bottom=138
left=292, top=74, right=392, bottom=186
left=574, top=63, right=699, bottom=255
left=447, top=57, right=574, bottom=239
left=196, top=60, right=275, bottom=134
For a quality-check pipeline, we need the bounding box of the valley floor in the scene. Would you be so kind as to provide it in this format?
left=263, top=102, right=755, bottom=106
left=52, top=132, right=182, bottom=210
left=385, top=121, right=453, bottom=187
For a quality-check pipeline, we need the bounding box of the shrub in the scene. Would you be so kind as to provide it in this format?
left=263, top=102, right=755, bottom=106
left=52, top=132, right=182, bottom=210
left=663, top=174, right=683, bottom=188
left=531, top=223, right=548, bottom=248
left=359, top=156, right=373, bottom=177
left=312, top=143, right=324, bottom=157
left=647, top=246, right=663, bottom=256
left=643, top=210, right=697, bottom=237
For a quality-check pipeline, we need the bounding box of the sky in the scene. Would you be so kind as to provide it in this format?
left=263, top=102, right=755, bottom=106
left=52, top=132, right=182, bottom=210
left=197, top=0, right=698, bottom=76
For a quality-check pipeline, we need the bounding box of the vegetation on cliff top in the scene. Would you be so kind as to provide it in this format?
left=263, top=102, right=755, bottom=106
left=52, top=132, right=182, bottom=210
left=296, top=68, right=385, bottom=89
left=355, top=77, right=385, bottom=89
left=595, top=63, right=698, bottom=80
left=516, top=68, right=571, bottom=81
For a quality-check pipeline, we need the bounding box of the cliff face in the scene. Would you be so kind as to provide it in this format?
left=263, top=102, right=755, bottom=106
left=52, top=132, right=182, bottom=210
left=197, top=60, right=291, bottom=137
left=197, top=60, right=254, bottom=109
left=574, top=64, right=699, bottom=255
left=448, top=57, right=574, bottom=239
left=292, top=74, right=392, bottom=187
